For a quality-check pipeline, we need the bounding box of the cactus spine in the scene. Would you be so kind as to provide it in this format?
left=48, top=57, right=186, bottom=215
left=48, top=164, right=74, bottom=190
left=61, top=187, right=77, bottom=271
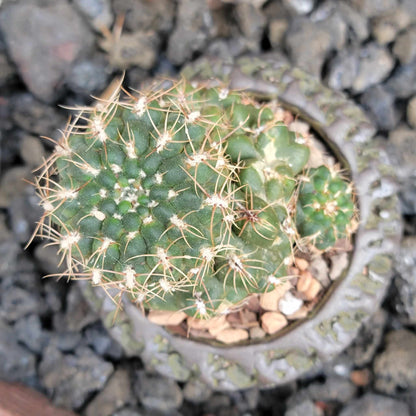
left=35, top=79, right=356, bottom=319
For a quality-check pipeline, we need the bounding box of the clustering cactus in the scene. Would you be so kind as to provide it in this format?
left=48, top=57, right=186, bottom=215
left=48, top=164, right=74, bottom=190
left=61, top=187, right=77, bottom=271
left=35, top=78, right=356, bottom=319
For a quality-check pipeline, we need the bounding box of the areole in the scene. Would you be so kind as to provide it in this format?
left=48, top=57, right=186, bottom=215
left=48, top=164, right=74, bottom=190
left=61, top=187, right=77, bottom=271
left=77, top=54, right=402, bottom=390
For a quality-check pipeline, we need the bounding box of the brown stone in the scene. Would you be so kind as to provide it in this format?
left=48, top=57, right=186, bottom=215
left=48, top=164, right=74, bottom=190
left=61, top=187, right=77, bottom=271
left=261, top=312, right=288, bottom=334
left=0, top=381, right=78, bottom=416
left=147, top=310, right=187, bottom=326
left=215, top=328, right=249, bottom=344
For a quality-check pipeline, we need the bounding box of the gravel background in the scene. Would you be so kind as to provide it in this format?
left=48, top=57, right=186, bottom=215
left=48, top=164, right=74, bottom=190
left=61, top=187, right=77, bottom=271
left=0, top=0, right=416, bottom=415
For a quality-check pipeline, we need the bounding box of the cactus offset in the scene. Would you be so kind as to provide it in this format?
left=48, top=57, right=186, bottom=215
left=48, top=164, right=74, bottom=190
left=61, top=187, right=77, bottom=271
left=34, top=78, right=356, bottom=319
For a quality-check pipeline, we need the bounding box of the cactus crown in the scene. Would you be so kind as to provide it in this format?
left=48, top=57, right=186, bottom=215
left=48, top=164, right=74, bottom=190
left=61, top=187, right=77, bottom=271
left=35, top=78, right=356, bottom=319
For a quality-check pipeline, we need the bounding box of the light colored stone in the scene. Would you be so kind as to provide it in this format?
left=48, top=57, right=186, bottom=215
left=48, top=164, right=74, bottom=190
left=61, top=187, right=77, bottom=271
left=147, top=310, right=187, bottom=326
left=261, top=312, right=288, bottom=334
left=259, top=281, right=291, bottom=311
left=393, top=26, right=416, bottom=64
left=249, top=326, right=266, bottom=339
left=279, top=291, right=303, bottom=315
left=269, top=19, right=288, bottom=48
left=407, top=96, right=416, bottom=129
left=215, top=328, right=249, bottom=344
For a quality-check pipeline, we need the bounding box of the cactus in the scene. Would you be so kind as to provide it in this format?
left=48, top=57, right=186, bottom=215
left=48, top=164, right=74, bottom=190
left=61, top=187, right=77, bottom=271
left=34, top=78, right=356, bottom=319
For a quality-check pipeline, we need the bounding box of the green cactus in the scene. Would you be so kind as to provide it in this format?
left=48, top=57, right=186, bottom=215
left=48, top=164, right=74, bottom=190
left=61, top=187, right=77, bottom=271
left=35, top=78, right=356, bottom=319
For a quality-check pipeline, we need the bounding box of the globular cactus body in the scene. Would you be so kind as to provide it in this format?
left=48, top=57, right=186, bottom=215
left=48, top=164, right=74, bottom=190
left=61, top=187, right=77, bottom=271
left=36, top=79, right=356, bottom=319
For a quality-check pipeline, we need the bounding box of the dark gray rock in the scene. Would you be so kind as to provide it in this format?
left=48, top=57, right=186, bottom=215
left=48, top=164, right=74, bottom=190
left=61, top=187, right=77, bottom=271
left=0, top=318, right=36, bottom=383
left=339, top=393, right=410, bottom=416
left=84, top=323, right=124, bottom=359
left=113, top=409, right=144, bottom=416
left=202, top=393, right=232, bottom=415
left=386, top=60, right=416, bottom=99
left=285, top=17, right=332, bottom=77
left=0, top=214, right=20, bottom=276
left=20, top=135, right=46, bottom=168
left=134, top=371, right=183, bottom=413
left=73, top=0, right=113, bottom=31
left=234, top=3, right=266, bottom=51
left=167, top=0, right=214, bottom=65
left=307, top=376, right=357, bottom=403
left=346, top=309, right=387, bottom=367
left=0, top=50, right=15, bottom=86
left=326, top=49, right=358, bottom=90
left=311, top=2, right=348, bottom=51
left=9, top=185, right=43, bottom=243
left=394, top=237, right=416, bottom=324
left=183, top=378, right=213, bottom=404
left=11, top=93, right=66, bottom=137
left=230, top=387, right=259, bottom=413
left=39, top=345, right=114, bottom=410
left=0, top=0, right=94, bottom=102
left=393, top=26, right=416, bottom=65
left=55, top=284, right=98, bottom=332
left=14, top=314, right=46, bottom=354
left=386, top=126, right=416, bottom=214
left=66, top=55, right=110, bottom=96
left=85, top=368, right=133, bottom=416
left=49, top=331, right=83, bottom=353
left=100, top=31, right=159, bottom=70
left=337, top=2, right=369, bottom=42
left=0, top=166, right=32, bottom=209
left=0, top=286, right=42, bottom=323
left=327, top=44, right=394, bottom=92
left=35, top=243, right=65, bottom=276
left=285, top=400, right=323, bottom=416
left=112, top=0, right=174, bottom=33
left=360, top=85, right=399, bottom=131
left=374, top=329, right=416, bottom=394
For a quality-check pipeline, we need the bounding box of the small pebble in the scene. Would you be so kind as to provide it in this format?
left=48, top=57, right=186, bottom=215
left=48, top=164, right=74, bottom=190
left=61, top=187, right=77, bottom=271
left=407, top=95, right=416, bottom=129
left=147, top=310, right=187, bottom=326
left=261, top=312, right=288, bottom=334
left=215, top=328, right=249, bottom=344
left=279, top=291, right=304, bottom=316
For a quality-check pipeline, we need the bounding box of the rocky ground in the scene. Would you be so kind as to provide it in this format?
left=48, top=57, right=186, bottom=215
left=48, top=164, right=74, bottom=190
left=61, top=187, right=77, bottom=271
left=0, top=0, right=416, bottom=415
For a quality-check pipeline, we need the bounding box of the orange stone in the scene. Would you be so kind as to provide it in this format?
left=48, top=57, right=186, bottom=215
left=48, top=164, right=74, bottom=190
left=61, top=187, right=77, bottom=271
left=261, top=312, right=288, bottom=334
left=259, top=281, right=291, bottom=311
left=147, top=310, right=187, bottom=326
left=215, top=328, right=249, bottom=344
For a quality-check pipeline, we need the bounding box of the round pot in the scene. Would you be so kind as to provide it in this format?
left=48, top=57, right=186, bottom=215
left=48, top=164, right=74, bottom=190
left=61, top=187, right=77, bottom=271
left=80, top=54, right=402, bottom=390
